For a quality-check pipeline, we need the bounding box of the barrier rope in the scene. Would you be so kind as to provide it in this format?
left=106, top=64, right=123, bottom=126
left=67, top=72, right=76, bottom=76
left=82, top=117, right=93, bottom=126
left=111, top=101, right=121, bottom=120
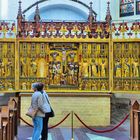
left=19, top=113, right=70, bottom=129
left=74, top=113, right=129, bottom=133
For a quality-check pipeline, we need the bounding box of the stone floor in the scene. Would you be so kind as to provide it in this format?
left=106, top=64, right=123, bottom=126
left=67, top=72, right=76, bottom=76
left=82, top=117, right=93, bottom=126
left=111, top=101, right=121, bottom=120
left=18, top=120, right=130, bottom=140
left=18, top=96, right=131, bottom=140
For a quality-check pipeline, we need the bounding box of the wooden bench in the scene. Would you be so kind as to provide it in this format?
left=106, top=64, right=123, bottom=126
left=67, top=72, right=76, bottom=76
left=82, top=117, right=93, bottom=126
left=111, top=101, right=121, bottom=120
left=1, top=106, right=10, bottom=140
left=9, top=97, right=19, bottom=136
left=0, top=97, right=19, bottom=140
left=0, top=114, right=2, bottom=140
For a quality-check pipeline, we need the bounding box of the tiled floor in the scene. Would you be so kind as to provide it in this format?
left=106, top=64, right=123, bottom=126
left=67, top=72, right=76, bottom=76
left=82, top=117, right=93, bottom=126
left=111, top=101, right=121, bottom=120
left=18, top=118, right=130, bottom=140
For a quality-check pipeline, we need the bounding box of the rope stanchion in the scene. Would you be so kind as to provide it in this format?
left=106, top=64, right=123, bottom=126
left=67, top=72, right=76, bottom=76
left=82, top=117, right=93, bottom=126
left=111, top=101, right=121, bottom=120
left=74, top=113, right=129, bottom=133
left=71, top=111, right=74, bottom=140
left=48, top=113, right=70, bottom=129
left=19, top=116, right=33, bottom=127
left=19, top=113, right=70, bottom=129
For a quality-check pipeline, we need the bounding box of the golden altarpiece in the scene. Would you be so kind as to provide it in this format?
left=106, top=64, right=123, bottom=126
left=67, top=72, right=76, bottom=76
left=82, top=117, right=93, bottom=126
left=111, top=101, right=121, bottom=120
left=0, top=1, right=139, bottom=93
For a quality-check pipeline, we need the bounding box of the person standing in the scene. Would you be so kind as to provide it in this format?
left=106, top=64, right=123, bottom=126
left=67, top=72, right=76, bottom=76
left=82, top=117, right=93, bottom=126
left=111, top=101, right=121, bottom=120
left=38, top=83, right=52, bottom=140
left=31, top=83, right=44, bottom=140
left=31, top=82, right=51, bottom=140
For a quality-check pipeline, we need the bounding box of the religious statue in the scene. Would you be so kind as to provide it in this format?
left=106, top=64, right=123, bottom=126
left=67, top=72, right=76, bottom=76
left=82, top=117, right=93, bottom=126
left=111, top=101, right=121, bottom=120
left=30, top=59, right=37, bottom=76
left=50, top=52, right=59, bottom=61
left=132, top=59, right=139, bottom=77
left=7, top=59, right=13, bottom=77
left=81, top=59, right=89, bottom=77
left=0, top=59, right=5, bottom=77
left=81, top=80, right=88, bottom=90
left=133, top=81, right=139, bottom=91
left=8, top=82, right=13, bottom=90
left=49, top=62, right=61, bottom=85
left=91, top=59, right=98, bottom=77
left=60, top=73, right=67, bottom=85
left=37, top=58, right=48, bottom=78
left=68, top=51, right=76, bottom=62
left=115, top=81, right=121, bottom=90
left=20, top=58, right=27, bottom=77
left=100, top=59, right=107, bottom=77
left=0, top=81, right=4, bottom=90
left=21, top=82, right=27, bottom=90
left=123, top=58, right=130, bottom=77
left=91, top=81, right=97, bottom=91
left=114, top=59, right=122, bottom=77
left=101, top=82, right=106, bottom=91
left=54, top=63, right=61, bottom=85
left=67, top=62, right=75, bottom=85
left=124, top=81, right=129, bottom=91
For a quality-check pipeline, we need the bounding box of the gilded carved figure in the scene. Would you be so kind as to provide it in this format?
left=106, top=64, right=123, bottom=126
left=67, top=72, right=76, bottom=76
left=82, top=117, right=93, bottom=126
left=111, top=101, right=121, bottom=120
left=91, top=59, right=98, bottom=77
left=132, top=59, right=139, bottom=77
left=115, top=81, right=121, bottom=90
left=8, top=82, right=13, bottom=90
left=91, top=81, right=97, bottom=90
left=124, top=81, right=129, bottom=90
left=67, top=62, right=75, bottom=85
left=101, top=82, right=106, bottom=90
left=68, top=51, right=76, bottom=62
left=133, top=81, right=139, bottom=91
left=37, top=58, right=48, bottom=77
left=123, top=58, right=130, bottom=77
left=22, top=82, right=27, bottom=90
left=20, top=58, right=28, bottom=77
left=7, top=59, right=13, bottom=77
left=100, top=59, right=107, bottom=77
left=81, top=59, right=89, bottom=77
left=0, top=59, right=5, bottom=77
left=50, top=62, right=61, bottom=85
left=114, top=59, right=122, bottom=77
left=30, top=59, right=37, bottom=76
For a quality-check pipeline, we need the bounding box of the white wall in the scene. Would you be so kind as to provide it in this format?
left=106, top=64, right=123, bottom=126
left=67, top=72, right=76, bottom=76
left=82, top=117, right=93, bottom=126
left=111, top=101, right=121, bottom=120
left=2, top=0, right=138, bottom=22
left=0, top=0, right=111, bottom=21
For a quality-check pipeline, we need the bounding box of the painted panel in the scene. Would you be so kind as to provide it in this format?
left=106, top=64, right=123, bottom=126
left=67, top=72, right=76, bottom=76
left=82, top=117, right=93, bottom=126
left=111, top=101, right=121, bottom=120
left=120, top=0, right=134, bottom=17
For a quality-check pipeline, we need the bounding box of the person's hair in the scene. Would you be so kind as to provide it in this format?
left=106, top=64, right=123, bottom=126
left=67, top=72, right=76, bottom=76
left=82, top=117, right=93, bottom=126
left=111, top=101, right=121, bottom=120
left=37, top=82, right=44, bottom=91
left=32, top=82, right=44, bottom=91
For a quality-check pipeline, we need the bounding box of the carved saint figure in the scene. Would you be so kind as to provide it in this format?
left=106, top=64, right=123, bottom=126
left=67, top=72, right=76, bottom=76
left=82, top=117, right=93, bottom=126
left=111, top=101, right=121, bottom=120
left=69, top=51, right=76, bottom=62
left=91, top=81, right=97, bottom=90
left=101, top=82, right=106, bottom=90
left=114, top=59, right=122, bottom=77
left=115, top=81, right=121, bottom=90
left=8, top=82, right=13, bottom=90
left=7, top=59, right=13, bottom=77
left=0, top=59, right=5, bottom=77
left=30, top=59, right=37, bottom=76
left=67, top=62, right=75, bottom=85
left=22, top=82, right=27, bottom=90
left=133, top=81, right=139, bottom=91
left=132, top=59, right=139, bottom=77
left=50, top=52, right=59, bottom=61
left=50, top=62, right=61, bottom=85
left=123, top=58, right=130, bottom=77
left=21, top=58, right=27, bottom=77
left=100, top=59, right=107, bottom=77
left=91, top=59, right=98, bottom=77
left=124, top=81, right=129, bottom=90
left=81, top=59, right=89, bottom=77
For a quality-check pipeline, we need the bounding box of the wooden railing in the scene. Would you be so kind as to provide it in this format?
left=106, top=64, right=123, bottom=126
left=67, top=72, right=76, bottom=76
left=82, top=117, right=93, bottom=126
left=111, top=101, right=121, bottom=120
left=0, top=97, right=19, bottom=140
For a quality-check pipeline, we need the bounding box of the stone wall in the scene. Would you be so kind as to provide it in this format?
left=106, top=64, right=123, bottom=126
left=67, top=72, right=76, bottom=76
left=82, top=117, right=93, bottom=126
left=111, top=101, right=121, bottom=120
left=20, top=93, right=111, bottom=127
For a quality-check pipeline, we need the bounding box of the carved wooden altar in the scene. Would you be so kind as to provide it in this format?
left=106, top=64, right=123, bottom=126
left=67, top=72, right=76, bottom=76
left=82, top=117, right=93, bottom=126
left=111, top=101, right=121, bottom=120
left=0, top=1, right=139, bottom=93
